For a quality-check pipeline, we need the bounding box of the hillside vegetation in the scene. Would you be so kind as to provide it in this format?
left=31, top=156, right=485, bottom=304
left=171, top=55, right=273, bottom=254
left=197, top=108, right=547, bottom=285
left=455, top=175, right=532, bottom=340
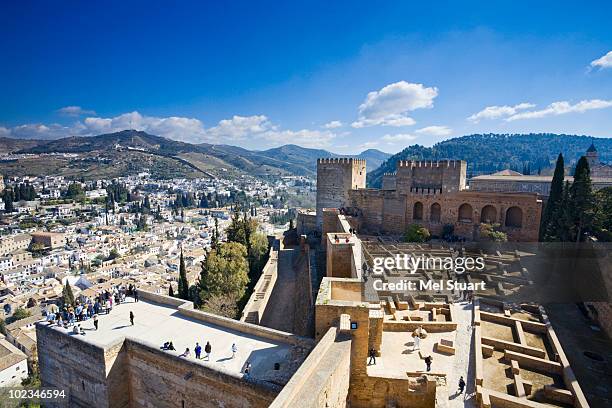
left=367, top=134, right=612, bottom=188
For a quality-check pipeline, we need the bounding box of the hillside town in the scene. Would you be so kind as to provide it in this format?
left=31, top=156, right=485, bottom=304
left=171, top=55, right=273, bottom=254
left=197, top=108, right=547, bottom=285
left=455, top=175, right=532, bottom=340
left=0, top=171, right=313, bottom=387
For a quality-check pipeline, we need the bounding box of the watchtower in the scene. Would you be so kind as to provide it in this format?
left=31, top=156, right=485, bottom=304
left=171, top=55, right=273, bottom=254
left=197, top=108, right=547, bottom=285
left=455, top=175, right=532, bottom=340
left=316, top=158, right=366, bottom=227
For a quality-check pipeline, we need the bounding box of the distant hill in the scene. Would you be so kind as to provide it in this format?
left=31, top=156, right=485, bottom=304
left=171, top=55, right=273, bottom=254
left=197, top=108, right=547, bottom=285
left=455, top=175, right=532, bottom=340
left=0, top=137, right=44, bottom=155
left=367, top=133, right=612, bottom=188
left=353, top=148, right=392, bottom=171
left=3, top=130, right=389, bottom=179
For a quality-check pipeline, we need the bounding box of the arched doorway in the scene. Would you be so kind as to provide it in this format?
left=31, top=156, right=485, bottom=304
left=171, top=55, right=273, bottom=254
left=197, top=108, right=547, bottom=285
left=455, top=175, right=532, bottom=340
left=413, top=202, right=423, bottom=220
left=480, top=205, right=497, bottom=224
left=505, top=206, right=523, bottom=228
left=458, top=203, right=473, bottom=223
left=430, top=203, right=441, bottom=223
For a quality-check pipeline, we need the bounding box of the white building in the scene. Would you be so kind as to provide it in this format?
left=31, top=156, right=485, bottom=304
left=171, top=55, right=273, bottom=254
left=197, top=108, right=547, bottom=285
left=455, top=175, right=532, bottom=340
left=0, top=338, right=28, bottom=387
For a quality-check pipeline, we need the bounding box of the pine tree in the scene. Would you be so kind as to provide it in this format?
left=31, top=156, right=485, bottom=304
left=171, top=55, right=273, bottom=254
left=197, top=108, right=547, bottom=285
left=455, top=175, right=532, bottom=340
left=540, top=153, right=564, bottom=241
left=569, top=156, right=596, bottom=242
left=177, top=250, right=189, bottom=300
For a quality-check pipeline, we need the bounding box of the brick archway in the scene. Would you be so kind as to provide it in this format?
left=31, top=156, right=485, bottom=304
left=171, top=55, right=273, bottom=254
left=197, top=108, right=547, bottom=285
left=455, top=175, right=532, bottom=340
left=458, top=203, right=473, bottom=223
left=480, top=205, right=497, bottom=224
left=505, top=206, right=523, bottom=228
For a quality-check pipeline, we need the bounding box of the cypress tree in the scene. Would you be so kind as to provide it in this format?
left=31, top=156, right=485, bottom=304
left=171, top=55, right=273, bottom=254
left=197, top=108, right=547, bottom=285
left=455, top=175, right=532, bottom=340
left=169, top=284, right=174, bottom=297
left=62, top=281, right=75, bottom=307
left=555, top=181, right=574, bottom=242
left=177, top=250, right=189, bottom=300
left=540, top=153, right=564, bottom=241
left=569, top=156, right=595, bottom=242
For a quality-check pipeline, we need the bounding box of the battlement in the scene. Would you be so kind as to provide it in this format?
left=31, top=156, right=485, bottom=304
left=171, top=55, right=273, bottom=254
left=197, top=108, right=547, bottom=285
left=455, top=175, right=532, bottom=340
left=397, top=159, right=465, bottom=169
left=317, top=157, right=366, bottom=165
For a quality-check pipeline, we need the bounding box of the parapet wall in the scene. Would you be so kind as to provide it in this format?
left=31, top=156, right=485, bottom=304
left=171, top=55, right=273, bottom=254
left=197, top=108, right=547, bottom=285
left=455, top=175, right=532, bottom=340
left=240, top=240, right=280, bottom=325
left=270, top=327, right=351, bottom=408
left=137, top=291, right=315, bottom=348
left=125, top=339, right=277, bottom=408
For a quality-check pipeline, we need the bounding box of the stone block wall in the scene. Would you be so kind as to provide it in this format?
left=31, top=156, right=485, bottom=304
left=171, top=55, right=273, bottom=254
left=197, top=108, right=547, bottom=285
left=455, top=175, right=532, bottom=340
left=36, top=324, right=128, bottom=408
left=125, top=340, right=276, bottom=408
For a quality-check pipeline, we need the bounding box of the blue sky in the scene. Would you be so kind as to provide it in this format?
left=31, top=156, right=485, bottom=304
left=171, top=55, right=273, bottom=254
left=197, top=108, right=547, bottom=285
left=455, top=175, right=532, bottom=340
left=1, top=1, right=611, bottom=153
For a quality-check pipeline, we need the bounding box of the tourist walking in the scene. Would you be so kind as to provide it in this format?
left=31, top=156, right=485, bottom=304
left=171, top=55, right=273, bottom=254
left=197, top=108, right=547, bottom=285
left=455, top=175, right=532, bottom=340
left=231, top=343, right=237, bottom=359
left=204, top=341, right=212, bottom=360
left=458, top=376, right=466, bottom=394
left=424, top=355, right=432, bottom=372
left=368, top=348, right=376, bottom=365
left=195, top=342, right=202, bottom=359
left=93, top=314, right=99, bottom=330
left=130, top=311, right=134, bottom=326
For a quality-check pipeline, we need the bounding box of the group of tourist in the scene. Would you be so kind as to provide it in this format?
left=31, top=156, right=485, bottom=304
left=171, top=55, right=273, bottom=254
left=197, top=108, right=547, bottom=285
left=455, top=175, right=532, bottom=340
left=161, top=340, right=249, bottom=375
left=46, top=283, right=139, bottom=334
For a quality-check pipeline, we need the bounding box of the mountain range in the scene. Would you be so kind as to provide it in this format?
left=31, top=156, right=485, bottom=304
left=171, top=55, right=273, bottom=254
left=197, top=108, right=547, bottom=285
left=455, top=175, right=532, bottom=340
left=1, top=131, right=610, bottom=183
left=0, top=130, right=391, bottom=180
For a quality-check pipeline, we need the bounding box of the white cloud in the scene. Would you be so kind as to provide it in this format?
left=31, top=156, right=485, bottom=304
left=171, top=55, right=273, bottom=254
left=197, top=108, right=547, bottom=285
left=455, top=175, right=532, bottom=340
left=591, top=51, right=612, bottom=69
left=381, top=133, right=417, bottom=143
left=58, top=106, right=96, bottom=116
left=0, top=111, right=337, bottom=148
left=323, top=120, right=343, bottom=129
left=81, top=111, right=208, bottom=143
left=506, top=99, right=612, bottom=121
left=351, top=81, right=438, bottom=128
left=205, top=115, right=272, bottom=141
left=415, top=125, right=452, bottom=137
left=468, top=103, right=535, bottom=123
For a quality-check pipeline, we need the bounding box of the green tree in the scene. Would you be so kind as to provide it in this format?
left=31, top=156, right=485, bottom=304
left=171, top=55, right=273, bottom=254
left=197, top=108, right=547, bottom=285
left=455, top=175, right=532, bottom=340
left=593, top=187, right=612, bottom=241
left=177, top=250, right=190, bottom=300
left=202, top=293, right=239, bottom=319
left=198, top=242, right=249, bottom=301
left=2, top=188, right=14, bottom=213
left=65, top=183, right=84, bottom=199
left=107, top=248, right=119, bottom=261
left=479, top=223, right=508, bottom=242
left=540, top=153, right=564, bottom=241
left=569, top=157, right=596, bottom=242
left=8, top=307, right=32, bottom=324
left=62, top=281, right=75, bottom=307
left=248, top=232, right=269, bottom=276
left=554, top=181, right=575, bottom=242
left=404, top=224, right=430, bottom=243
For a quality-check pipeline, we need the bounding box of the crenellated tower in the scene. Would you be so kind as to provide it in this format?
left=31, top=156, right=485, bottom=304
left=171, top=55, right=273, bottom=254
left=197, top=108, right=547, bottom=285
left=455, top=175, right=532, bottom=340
left=316, top=158, right=366, bottom=227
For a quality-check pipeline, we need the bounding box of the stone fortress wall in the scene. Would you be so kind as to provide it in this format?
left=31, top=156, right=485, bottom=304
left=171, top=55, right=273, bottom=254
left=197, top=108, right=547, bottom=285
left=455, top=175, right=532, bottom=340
left=317, top=157, right=543, bottom=241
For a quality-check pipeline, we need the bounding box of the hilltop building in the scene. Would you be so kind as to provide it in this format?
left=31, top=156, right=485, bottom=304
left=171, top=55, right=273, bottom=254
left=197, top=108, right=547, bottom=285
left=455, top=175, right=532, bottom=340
left=470, top=144, right=612, bottom=196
